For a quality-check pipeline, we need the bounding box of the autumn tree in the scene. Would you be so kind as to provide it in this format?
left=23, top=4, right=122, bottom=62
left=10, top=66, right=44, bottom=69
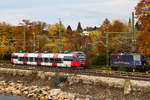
left=15, top=20, right=48, bottom=52
left=135, top=0, right=150, bottom=58
left=100, top=18, right=112, bottom=33
left=48, top=23, right=67, bottom=52
left=109, top=20, right=131, bottom=52
left=0, top=22, right=15, bottom=59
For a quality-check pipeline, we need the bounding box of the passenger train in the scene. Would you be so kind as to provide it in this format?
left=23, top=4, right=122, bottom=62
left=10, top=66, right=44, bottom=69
left=11, top=51, right=87, bottom=68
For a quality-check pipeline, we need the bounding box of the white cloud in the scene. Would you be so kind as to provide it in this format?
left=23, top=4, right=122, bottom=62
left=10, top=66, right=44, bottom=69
left=0, top=0, right=139, bottom=29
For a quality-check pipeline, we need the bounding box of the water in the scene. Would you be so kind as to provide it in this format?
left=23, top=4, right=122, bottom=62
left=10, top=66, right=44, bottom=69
left=0, top=94, right=31, bottom=100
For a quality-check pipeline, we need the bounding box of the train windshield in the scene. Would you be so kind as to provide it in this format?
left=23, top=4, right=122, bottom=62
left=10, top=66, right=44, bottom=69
left=76, top=53, right=86, bottom=62
left=133, top=55, right=141, bottom=61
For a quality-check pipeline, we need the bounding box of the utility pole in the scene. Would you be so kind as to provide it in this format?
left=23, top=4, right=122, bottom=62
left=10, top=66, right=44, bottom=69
left=8, top=39, right=10, bottom=53
left=106, top=33, right=109, bottom=67
left=33, top=32, right=36, bottom=52
left=132, top=12, right=135, bottom=52
left=104, top=12, right=135, bottom=67
left=59, top=19, right=62, bottom=52
left=24, top=25, right=26, bottom=52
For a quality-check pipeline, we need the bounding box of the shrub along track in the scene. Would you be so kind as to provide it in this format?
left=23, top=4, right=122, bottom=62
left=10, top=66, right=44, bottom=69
left=0, top=62, right=150, bottom=81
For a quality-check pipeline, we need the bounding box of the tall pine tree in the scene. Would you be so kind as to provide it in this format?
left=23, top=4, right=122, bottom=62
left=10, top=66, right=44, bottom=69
left=102, top=18, right=110, bottom=25
left=67, top=25, right=72, bottom=34
left=128, top=17, right=131, bottom=24
left=67, top=25, right=72, bottom=32
left=77, top=22, right=83, bottom=32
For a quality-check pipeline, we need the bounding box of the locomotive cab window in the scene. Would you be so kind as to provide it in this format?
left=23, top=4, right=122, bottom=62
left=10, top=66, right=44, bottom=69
left=133, top=55, right=141, bottom=61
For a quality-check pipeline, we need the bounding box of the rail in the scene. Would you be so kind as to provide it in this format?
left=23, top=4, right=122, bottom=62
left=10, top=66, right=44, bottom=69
left=0, top=62, right=150, bottom=81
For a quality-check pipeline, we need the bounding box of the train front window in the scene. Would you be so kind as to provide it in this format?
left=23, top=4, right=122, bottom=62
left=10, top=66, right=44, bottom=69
left=76, top=53, right=86, bottom=62
left=133, top=55, right=141, bottom=61
left=73, top=57, right=78, bottom=62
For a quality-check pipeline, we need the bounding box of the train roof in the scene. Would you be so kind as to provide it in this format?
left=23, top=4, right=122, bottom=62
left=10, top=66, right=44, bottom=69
left=111, top=52, right=145, bottom=56
left=12, top=51, right=85, bottom=55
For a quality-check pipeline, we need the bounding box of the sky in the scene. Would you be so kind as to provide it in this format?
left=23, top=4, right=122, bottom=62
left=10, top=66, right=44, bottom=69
left=0, top=0, right=139, bottom=29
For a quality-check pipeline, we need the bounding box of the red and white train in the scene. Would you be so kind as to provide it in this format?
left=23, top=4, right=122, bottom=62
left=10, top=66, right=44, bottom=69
left=11, top=51, right=87, bottom=68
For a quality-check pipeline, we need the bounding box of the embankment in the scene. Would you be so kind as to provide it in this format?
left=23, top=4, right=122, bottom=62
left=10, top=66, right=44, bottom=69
left=0, top=67, right=149, bottom=100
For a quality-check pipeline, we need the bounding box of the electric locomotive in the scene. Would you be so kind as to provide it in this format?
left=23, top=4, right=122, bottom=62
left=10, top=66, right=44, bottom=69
left=11, top=51, right=87, bottom=68
left=110, top=52, right=146, bottom=71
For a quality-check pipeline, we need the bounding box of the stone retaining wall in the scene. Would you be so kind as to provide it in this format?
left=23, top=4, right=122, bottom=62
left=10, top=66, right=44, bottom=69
left=0, top=68, right=149, bottom=100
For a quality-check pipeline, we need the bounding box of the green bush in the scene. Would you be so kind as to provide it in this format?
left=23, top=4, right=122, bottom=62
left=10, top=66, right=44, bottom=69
left=0, top=54, right=11, bottom=62
left=117, top=67, right=128, bottom=72
left=93, top=54, right=106, bottom=66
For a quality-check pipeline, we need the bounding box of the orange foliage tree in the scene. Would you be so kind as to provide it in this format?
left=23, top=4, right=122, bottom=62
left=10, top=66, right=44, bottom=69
left=135, top=0, right=150, bottom=57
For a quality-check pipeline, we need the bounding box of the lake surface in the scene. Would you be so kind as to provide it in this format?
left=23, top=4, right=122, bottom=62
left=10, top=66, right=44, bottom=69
left=0, top=94, right=31, bottom=100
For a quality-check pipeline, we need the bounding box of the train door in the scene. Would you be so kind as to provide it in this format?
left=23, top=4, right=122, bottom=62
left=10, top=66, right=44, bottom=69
left=42, top=54, right=51, bottom=66
left=57, top=54, right=64, bottom=67
left=28, top=53, right=37, bottom=65
left=64, top=56, right=71, bottom=67
left=17, top=53, right=24, bottom=64
left=36, top=53, right=42, bottom=66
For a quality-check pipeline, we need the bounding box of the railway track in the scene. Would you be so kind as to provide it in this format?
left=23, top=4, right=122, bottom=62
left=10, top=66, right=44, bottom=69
left=0, top=62, right=150, bottom=81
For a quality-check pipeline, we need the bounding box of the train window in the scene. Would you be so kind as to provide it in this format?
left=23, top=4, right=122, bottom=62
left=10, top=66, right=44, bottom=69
left=64, top=56, right=73, bottom=61
left=50, top=58, right=55, bottom=63
left=35, top=58, right=38, bottom=62
left=29, top=57, right=34, bottom=62
left=55, top=58, right=63, bottom=63
left=12, top=55, right=18, bottom=59
left=44, top=58, right=49, bottom=63
left=24, top=57, right=28, bottom=62
left=37, top=58, right=42, bottom=62
left=19, top=57, right=23, bottom=61
left=55, top=58, right=58, bottom=63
